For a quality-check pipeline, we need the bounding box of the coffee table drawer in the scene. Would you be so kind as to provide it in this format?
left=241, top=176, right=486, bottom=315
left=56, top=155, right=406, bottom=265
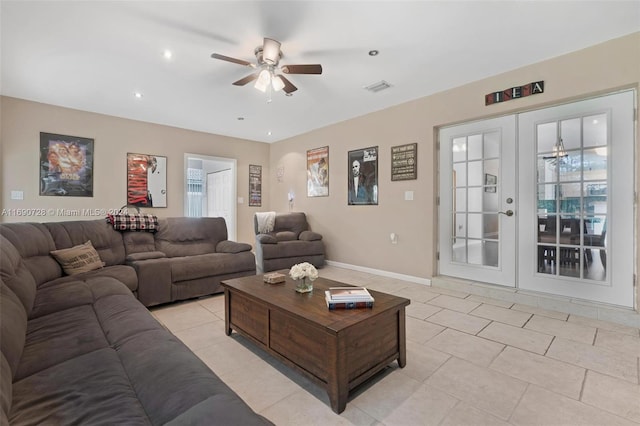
left=229, top=291, right=269, bottom=345
left=270, top=310, right=329, bottom=381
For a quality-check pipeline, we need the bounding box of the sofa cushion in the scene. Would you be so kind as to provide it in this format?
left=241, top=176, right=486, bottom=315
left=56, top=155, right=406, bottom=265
left=50, top=240, right=105, bottom=275
left=0, top=235, right=38, bottom=314
left=155, top=217, right=227, bottom=257
left=45, top=220, right=126, bottom=266
left=126, top=251, right=166, bottom=261
left=43, top=264, right=138, bottom=293
left=299, top=230, right=323, bottom=241
left=273, top=212, right=309, bottom=236
left=216, top=240, right=252, bottom=254
left=0, top=224, right=61, bottom=287
left=171, top=253, right=255, bottom=282
left=10, top=348, right=149, bottom=425
left=256, top=234, right=277, bottom=244
left=14, top=304, right=109, bottom=381
left=276, top=231, right=297, bottom=242
left=1, top=355, right=12, bottom=425
left=123, top=231, right=156, bottom=255
left=261, top=240, right=325, bottom=260
left=29, top=280, right=93, bottom=319
left=0, top=282, right=27, bottom=379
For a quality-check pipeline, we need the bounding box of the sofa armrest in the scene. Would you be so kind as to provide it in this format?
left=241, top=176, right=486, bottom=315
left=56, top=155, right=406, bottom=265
left=126, top=251, right=167, bottom=262
left=299, top=231, right=322, bottom=241
left=256, top=234, right=278, bottom=244
left=216, top=240, right=252, bottom=254
left=128, top=258, right=172, bottom=306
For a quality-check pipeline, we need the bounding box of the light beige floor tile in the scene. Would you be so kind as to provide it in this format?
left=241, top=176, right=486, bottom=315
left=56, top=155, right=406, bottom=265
left=525, top=314, right=596, bottom=344
left=427, top=294, right=481, bottom=313
left=568, top=314, right=640, bottom=337
left=350, top=370, right=422, bottom=422
left=395, top=286, right=439, bottom=303
left=428, top=286, right=471, bottom=299
left=406, top=317, right=446, bottom=344
left=194, top=336, right=266, bottom=379
left=470, top=303, right=532, bottom=327
left=546, top=338, right=639, bottom=384
left=511, top=303, right=569, bottom=320
left=383, top=384, right=459, bottom=426
left=151, top=301, right=218, bottom=332
left=406, top=301, right=441, bottom=320
left=479, top=322, right=553, bottom=355
left=466, top=294, right=514, bottom=309
left=511, top=385, right=637, bottom=426
left=426, top=357, right=527, bottom=420
left=426, top=309, right=491, bottom=335
left=400, top=341, right=451, bottom=382
left=594, top=329, right=640, bottom=358
left=440, top=402, right=511, bottom=426
left=581, top=370, right=640, bottom=423
left=171, top=319, right=227, bottom=351
left=258, top=389, right=358, bottom=426
left=490, top=346, right=585, bottom=399
left=222, top=361, right=303, bottom=413
left=197, top=294, right=225, bottom=314
left=426, top=328, right=504, bottom=367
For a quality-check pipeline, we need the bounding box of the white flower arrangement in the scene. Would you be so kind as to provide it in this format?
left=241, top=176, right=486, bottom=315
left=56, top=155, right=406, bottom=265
left=289, top=262, right=318, bottom=281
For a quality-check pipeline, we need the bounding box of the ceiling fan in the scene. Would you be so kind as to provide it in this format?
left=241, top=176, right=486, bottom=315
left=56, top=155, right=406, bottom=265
left=211, top=37, right=322, bottom=95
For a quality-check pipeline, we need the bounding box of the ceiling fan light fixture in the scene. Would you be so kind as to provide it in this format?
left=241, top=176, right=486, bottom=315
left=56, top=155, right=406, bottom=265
left=254, top=69, right=271, bottom=92
left=272, top=75, right=285, bottom=92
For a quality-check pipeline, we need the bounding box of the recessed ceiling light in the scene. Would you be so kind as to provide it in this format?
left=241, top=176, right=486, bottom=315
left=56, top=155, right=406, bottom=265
left=368, top=50, right=379, bottom=56
left=134, top=92, right=143, bottom=99
left=163, top=49, right=173, bottom=60
left=267, top=131, right=272, bottom=136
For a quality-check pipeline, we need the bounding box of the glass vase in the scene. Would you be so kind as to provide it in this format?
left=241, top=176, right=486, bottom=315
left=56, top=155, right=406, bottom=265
left=295, top=277, right=313, bottom=293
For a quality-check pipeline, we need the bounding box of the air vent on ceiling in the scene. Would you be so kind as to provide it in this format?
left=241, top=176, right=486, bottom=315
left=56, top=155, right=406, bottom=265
left=364, top=80, right=392, bottom=93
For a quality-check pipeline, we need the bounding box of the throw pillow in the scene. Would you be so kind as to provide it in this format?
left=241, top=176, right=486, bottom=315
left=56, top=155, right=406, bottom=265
left=50, top=240, right=105, bottom=275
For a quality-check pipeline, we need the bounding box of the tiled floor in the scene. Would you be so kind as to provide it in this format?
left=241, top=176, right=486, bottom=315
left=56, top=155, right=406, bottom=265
left=151, top=266, right=640, bottom=426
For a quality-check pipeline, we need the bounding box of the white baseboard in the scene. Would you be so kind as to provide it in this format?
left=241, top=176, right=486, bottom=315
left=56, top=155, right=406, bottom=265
left=325, top=260, right=432, bottom=286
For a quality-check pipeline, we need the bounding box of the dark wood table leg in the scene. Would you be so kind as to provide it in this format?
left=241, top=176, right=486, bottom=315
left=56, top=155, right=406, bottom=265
left=327, top=334, right=348, bottom=414
left=398, top=307, right=407, bottom=368
left=224, top=289, right=232, bottom=336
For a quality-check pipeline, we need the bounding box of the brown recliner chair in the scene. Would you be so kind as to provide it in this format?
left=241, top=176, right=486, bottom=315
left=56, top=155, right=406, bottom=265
left=254, top=212, right=325, bottom=274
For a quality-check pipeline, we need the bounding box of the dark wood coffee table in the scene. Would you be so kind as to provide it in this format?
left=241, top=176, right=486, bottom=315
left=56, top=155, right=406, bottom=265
left=221, top=274, right=410, bottom=414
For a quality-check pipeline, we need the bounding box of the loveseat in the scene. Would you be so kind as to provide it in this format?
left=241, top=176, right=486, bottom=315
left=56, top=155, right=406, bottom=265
left=254, top=212, right=325, bottom=273
left=0, top=217, right=269, bottom=424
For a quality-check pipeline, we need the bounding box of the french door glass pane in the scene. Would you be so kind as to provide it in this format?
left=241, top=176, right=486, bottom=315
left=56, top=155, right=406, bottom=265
left=450, top=131, right=502, bottom=268
left=536, top=114, right=608, bottom=282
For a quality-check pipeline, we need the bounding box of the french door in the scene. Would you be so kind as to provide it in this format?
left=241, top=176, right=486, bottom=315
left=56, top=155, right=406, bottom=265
left=439, top=115, right=517, bottom=287
left=439, top=90, right=635, bottom=307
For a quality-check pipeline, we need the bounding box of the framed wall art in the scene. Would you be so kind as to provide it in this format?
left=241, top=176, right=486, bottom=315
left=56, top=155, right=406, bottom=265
left=40, top=132, right=94, bottom=197
left=391, top=143, right=417, bottom=181
left=307, top=146, right=329, bottom=197
left=348, top=146, right=378, bottom=205
left=484, top=173, right=497, bottom=192
left=249, top=164, right=262, bottom=206
left=127, top=153, right=167, bottom=207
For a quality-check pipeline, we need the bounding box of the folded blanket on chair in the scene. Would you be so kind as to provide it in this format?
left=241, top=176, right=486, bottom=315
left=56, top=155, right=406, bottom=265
left=256, top=211, right=276, bottom=234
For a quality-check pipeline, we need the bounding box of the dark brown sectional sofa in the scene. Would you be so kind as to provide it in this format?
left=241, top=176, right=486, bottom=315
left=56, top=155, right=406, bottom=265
left=0, top=217, right=270, bottom=425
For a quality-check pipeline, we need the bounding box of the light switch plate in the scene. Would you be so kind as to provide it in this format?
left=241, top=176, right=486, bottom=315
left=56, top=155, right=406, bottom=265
left=11, top=190, right=24, bottom=200
left=404, top=191, right=414, bottom=201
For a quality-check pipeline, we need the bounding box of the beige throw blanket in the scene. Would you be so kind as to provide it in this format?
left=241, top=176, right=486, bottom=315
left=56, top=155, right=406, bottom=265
left=256, top=211, right=276, bottom=234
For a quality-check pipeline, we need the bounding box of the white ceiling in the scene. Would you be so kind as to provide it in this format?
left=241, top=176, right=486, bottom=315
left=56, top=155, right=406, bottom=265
left=2, top=1, right=639, bottom=143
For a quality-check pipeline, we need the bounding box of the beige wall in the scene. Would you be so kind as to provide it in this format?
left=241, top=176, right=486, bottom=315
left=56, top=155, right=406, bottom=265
left=269, top=33, right=640, bottom=286
left=0, top=97, right=270, bottom=246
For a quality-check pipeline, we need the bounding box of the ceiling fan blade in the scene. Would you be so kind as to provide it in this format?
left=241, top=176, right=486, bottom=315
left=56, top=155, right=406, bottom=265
left=262, top=38, right=281, bottom=64
left=232, top=73, right=259, bottom=86
left=281, top=64, right=323, bottom=75
left=211, top=53, right=254, bottom=67
left=278, top=75, right=298, bottom=94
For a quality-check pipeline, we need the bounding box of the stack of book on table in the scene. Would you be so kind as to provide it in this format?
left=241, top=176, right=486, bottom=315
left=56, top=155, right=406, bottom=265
left=325, top=286, right=375, bottom=310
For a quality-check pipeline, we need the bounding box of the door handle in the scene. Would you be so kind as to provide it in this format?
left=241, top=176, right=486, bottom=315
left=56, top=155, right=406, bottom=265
left=499, top=210, right=514, bottom=217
